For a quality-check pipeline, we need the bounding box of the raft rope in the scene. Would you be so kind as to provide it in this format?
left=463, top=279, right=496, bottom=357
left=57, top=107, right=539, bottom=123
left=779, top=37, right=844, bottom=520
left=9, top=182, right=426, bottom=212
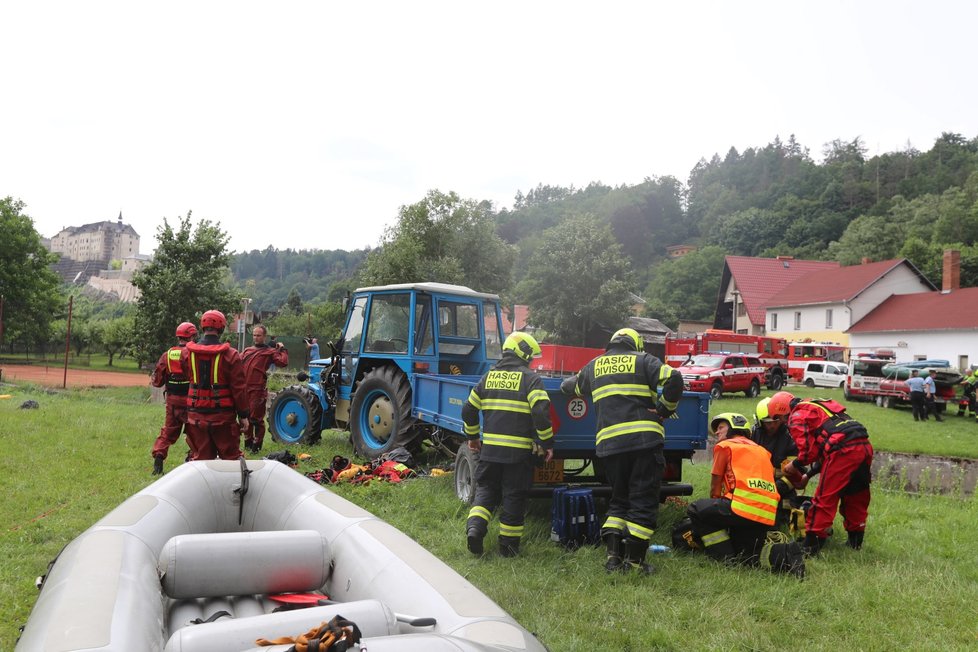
left=256, top=614, right=362, bottom=652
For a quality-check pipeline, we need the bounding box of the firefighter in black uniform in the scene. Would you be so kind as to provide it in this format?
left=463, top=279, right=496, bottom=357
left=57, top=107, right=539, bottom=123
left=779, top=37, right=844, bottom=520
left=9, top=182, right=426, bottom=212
left=561, top=327, right=683, bottom=574
left=462, top=332, right=554, bottom=558
left=750, top=396, right=799, bottom=528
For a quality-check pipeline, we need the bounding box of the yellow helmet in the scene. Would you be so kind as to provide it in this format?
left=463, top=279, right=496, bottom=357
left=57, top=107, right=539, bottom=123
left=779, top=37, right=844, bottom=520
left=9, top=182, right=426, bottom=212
left=610, top=327, right=642, bottom=351
left=755, top=397, right=773, bottom=423
left=710, top=412, right=751, bottom=437
left=502, top=332, right=541, bottom=362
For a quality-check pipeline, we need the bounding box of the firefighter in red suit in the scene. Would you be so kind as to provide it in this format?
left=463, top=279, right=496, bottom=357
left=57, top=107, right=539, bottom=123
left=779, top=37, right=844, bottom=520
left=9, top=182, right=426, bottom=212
left=768, top=391, right=873, bottom=554
left=240, top=324, right=289, bottom=454
left=180, top=309, right=251, bottom=460
left=149, top=321, right=197, bottom=475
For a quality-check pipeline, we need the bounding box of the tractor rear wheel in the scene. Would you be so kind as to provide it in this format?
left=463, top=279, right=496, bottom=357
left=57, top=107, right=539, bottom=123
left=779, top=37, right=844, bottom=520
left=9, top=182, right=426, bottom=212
left=454, top=445, right=479, bottom=504
left=350, top=366, right=418, bottom=459
left=269, top=385, right=324, bottom=445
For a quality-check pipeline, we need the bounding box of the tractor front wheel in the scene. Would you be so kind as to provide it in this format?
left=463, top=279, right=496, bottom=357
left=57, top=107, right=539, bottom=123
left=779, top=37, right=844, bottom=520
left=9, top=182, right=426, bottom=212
left=350, top=366, right=418, bottom=459
left=269, top=385, right=324, bottom=445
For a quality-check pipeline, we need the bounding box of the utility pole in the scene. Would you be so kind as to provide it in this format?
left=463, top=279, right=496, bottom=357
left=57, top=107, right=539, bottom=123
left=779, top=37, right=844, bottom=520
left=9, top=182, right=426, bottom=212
left=238, top=298, right=252, bottom=351
left=63, top=295, right=73, bottom=388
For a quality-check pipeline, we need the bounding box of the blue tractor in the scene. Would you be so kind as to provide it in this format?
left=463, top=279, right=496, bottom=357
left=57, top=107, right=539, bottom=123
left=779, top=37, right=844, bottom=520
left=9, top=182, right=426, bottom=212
left=269, top=282, right=509, bottom=459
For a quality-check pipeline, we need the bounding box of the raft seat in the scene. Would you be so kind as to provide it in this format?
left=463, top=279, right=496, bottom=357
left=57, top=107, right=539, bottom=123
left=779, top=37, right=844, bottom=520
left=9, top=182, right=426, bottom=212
left=163, top=600, right=399, bottom=652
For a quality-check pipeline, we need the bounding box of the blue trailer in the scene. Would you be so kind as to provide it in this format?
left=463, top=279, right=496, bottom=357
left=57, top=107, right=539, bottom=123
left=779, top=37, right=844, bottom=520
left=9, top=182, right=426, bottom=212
left=268, top=282, right=710, bottom=502
left=412, top=373, right=710, bottom=501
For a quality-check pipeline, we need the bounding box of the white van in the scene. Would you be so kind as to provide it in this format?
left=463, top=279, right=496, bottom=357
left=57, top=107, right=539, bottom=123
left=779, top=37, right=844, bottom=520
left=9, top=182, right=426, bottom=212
left=802, top=361, right=849, bottom=388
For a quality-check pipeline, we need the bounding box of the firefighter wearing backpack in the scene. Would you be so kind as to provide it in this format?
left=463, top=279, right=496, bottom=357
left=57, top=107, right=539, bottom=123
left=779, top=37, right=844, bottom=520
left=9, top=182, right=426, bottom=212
left=180, top=309, right=252, bottom=460
left=462, top=332, right=554, bottom=558
left=149, top=321, right=197, bottom=475
left=561, top=327, right=683, bottom=574
left=684, top=413, right=805, bottom=579
left=768, top=391, right=873, bottom=554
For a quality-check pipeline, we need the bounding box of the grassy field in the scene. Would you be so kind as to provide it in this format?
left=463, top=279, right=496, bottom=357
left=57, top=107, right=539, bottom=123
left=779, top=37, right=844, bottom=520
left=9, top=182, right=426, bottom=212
left=2, top=382, right=977, bottom=650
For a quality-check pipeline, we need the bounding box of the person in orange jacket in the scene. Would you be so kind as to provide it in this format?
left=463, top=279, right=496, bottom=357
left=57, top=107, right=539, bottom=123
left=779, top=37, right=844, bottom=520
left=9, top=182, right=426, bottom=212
left=684, top=413, right=804, bottom=578
left=180, top=310, right=251, bottom=460
left=241, top=324, right=289, bottom=453
left=149, top=322, right=197, bottom=474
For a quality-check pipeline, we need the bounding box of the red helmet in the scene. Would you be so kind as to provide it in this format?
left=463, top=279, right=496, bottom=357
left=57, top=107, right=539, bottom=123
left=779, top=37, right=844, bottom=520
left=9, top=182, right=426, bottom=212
left=200, top=310, right=227, bottom=331
left=768, top=391, right=796, bottom=419
left=175, top=322, right=197, bottom=339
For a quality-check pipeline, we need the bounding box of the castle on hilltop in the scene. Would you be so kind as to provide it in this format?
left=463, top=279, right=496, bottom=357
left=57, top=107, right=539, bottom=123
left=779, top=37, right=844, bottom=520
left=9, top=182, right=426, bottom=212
left=45, top=214, right=149, bottom=302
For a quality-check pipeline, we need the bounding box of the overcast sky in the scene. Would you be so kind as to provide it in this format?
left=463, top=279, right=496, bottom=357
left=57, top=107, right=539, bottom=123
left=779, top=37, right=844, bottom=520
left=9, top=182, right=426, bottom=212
left=3, top=1, right=976, bottom=255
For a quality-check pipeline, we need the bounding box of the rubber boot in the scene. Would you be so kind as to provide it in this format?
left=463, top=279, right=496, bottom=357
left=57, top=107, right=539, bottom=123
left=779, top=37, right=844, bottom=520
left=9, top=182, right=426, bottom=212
left=846, top=530, right=864, bottom=550
left=603, top=531, right=624, bottom=572
left=466, top=516, right=486, bottom=555
left=498, top=536, right=520, bottom=558
left=622, top=538, right=655, bottom=575
left=152, top=456, right=164, bottom=476
left=803, top=532, right=826, bottom=556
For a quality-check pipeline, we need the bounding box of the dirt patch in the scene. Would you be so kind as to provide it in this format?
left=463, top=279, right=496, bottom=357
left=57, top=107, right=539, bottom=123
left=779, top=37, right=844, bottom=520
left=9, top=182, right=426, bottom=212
left=0, top=363, right=149, bottom=388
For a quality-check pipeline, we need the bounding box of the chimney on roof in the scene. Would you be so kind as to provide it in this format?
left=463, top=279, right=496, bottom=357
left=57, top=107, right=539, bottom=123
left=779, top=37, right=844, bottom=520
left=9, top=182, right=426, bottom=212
left=861, top=257, right=871, bottom=265
left=942, top=249, right=961, bottom=293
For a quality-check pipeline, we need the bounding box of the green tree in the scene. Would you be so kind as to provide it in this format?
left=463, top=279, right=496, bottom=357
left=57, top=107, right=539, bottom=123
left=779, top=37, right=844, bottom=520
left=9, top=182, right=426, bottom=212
left=102, top=316, right=134, bottom=366
left=517, top=216, right=633, bottom=344
left=360, top=190, right=517, bottom=293
left=132, top=213, right=239, bottom=365
left=828, top=214, right=906, bottom=265
left=283, top=287, right=304, bottom=314
left=0, top=198, right=62, bottom=353
left=643, top=246, right=728, bottom=329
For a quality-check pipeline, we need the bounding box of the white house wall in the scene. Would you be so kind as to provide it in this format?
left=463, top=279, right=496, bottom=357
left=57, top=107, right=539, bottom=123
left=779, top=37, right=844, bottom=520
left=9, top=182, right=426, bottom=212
left=849, top=330, right=978, bottom=372
left=848, top=265, right=932, bottom=323
left=768, top=301, right=850, bottom=343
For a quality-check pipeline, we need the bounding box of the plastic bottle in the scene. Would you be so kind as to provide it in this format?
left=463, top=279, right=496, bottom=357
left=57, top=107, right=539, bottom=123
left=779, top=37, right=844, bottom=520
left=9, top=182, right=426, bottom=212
left=648, top=544, right=670, bottom=554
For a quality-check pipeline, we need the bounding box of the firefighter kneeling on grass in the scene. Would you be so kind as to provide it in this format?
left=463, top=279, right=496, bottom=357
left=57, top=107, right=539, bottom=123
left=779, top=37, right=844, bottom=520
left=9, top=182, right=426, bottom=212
left=768, top=391, right=873, bottom=554
left=676, top=413, right=805, bottom=579
left=462, top=332, right=554, bottom=558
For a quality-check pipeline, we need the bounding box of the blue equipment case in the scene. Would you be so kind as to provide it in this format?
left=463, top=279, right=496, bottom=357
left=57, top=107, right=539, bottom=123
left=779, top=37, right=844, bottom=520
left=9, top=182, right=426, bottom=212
left=551, top=486, right=600, bottom=548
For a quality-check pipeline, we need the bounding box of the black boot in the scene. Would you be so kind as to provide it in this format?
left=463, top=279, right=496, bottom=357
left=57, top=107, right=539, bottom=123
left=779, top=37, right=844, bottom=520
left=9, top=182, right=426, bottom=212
left=603, top=531, right=624, bottom=573
left=622, top=538, right=655, bottom=575
left=498, top=536, right=520, bottom=558
left=467, top=526, right=485, bottom=555
left=846, top=530, right=864, bottom=550
left=803, top=532, right=825, bottom=556
left=152, top=456, right=164, bottom=475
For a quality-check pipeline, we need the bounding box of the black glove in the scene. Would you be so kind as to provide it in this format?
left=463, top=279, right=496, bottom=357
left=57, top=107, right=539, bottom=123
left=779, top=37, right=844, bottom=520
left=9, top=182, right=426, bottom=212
left=248, top=439, right=263, bottom=454
left=152, top=456, right=164, bottom=476
left=654, top=400, right=675, bottom=419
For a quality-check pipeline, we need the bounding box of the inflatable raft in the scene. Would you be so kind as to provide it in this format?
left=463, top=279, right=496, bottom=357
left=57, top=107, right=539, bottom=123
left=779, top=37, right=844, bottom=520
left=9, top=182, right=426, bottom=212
left=17, top=460, right=548, bottom=652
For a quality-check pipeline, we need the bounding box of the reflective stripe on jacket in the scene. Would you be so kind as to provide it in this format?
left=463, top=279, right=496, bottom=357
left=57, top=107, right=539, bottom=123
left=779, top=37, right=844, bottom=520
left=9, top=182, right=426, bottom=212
left=183, top=339, right=249, bottom=421
left=461, top=353, right=553, bottom=464
left=567, top=345, right=683, bottom=458
left=717, top=437, right=778, bottom=526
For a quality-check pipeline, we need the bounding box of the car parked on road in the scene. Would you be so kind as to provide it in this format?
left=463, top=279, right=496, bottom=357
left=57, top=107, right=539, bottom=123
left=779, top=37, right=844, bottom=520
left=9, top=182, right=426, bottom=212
left=679, top=353, right=767, bottom=399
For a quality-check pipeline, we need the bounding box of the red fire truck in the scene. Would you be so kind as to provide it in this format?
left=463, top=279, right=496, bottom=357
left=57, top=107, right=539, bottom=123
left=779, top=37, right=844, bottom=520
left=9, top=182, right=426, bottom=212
left=664, top=330, right=789, bottom=390
left=785, top=341, right=848, bottom=382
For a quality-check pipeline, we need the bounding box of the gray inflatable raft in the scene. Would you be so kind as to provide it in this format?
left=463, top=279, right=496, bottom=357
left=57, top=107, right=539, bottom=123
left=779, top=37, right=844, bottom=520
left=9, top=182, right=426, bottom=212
left=16, top=460, right=547, bottom=652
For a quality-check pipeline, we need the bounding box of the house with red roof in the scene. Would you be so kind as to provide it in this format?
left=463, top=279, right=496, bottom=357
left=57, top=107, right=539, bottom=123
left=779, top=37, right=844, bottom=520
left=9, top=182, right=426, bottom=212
left=765, top=258, right=935, bottom=346
left=714, top=255, right=839, bottom=334
left=847, top=251, right=978, bottom=371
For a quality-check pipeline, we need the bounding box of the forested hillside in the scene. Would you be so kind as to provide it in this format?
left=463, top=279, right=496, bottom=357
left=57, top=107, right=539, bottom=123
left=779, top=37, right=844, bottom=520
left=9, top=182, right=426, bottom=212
left=230, top=132, right=978, bottom=332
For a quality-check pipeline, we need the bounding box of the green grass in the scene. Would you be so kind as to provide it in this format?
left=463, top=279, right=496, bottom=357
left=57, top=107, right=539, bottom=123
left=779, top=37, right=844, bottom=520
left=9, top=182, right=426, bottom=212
left=2, top=382, right=977, bottom=650
left=0, top=352, right=144, bottom=373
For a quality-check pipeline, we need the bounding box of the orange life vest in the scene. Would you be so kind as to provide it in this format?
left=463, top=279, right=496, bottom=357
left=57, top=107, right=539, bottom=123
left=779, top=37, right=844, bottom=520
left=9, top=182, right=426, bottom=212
left=186, top=341, right=235, bottom=413
left=717, top=437, right=779, bottom=526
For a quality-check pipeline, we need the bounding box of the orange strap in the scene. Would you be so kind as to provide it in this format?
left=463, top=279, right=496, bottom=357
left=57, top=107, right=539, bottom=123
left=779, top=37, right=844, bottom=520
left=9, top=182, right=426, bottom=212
left=256, top=615, right=361, bottom=652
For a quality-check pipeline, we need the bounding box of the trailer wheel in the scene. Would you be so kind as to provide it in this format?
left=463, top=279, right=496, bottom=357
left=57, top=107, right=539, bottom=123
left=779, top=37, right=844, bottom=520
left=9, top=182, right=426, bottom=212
left=710, top=382, right=723, bottom=400
left=745, top=379, right=761, bottom=398
left=269, top=385, right=324, bottom=445
left=454, top=445, right=479, bottom=504
left=350, top=366, right=417, bottom=460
